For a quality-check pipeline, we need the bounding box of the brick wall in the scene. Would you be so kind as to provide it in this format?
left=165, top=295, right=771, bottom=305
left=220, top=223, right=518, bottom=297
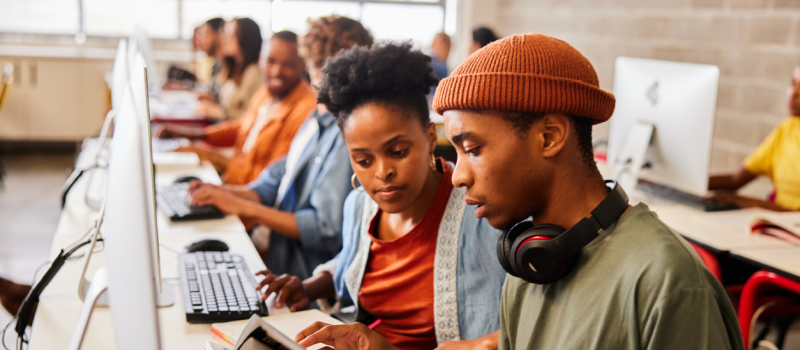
left=493, top=0, right=800, bottom=173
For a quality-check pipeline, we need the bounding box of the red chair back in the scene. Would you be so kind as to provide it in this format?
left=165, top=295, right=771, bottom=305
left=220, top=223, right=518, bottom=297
left=688, top=241, right=722, bottom=282
left=739, top=270, right=800, bottom=347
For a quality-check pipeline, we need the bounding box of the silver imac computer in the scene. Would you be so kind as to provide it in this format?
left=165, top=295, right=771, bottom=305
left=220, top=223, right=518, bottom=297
left=69, top=86, right=162, bottom=350
left=102, top=89, right=162, bottom=350
left=607, top=57, right=731, bottom=211
left=130, top=53, right=175, bottom=306
left=83, top=38, right=130, bottom=210
left=133, top=27, right=162, bottom=93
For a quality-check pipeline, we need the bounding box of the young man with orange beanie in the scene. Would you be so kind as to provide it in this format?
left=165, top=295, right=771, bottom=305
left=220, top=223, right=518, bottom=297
left=293, top=33, right=744, bottom=350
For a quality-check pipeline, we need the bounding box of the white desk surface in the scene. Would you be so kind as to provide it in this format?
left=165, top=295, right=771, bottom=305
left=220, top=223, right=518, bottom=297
left=643, top=200, right=793, bottom=252
left=595, top=161, right=799, bottom=280
left=29, top=156, right=261, bottom=349
left=732, top=247, right=800, bottom=280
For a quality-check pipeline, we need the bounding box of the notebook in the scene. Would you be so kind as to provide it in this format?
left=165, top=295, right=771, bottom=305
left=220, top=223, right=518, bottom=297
left=211, top=309, right=343, bottom=348
left=749, top=211, right=800, bottom=246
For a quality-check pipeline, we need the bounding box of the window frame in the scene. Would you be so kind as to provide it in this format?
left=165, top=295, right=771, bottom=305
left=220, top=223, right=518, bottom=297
left=1, top=0, right=449, bottom=41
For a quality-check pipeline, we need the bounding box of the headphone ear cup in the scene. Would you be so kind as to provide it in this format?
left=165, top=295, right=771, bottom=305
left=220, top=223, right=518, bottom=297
left=496, top=221, right=534, bottom=278
left=512, top=224, right=567, bottom=284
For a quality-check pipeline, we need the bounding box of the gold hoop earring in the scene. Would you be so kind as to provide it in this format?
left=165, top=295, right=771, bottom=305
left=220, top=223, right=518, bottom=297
left=430, top=153, right=437, bottom=172
left=351, top=173, right=364, bottom=192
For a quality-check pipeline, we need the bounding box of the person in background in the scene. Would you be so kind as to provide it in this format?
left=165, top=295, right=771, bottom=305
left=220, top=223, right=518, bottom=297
left=468, top=27, right=498, bottom=55
left=294, top=33, right=743, bottom=350
left=157, top=31, right=316, bottom=186
left=187, top=16, right=373, bottom=281
left=708, top=62, right=800, bottom=211
left=192, top=25, right=202, bottom=57
left=195, top=17, right=225, bottom=90
left=0, top=276, right=29, bottom=317
left=426, top=32, right=451, bottom=101
left=254, top=42, right=505, bottom=350
left=197, top=17, right=263, bottom=121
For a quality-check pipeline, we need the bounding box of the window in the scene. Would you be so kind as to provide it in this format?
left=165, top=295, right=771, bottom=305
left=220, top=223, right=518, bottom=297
left=0, top=0, right=455, bottom=45
left=270, top=0, right=361, bottom=36
left=84, top=0, right=180, bottom=39
left=0, top=0, right=79, bottom=35
left=361, top=3, right=444, bottom=47
left=182, top=0, right=272, bottom=39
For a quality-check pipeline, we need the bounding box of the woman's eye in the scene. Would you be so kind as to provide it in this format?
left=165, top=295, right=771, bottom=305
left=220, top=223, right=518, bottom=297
left=391, top=148, right=408, bottom=157
left=355, top=159, right=371, bottom=167
left=465, top=146, right=481, bottom=156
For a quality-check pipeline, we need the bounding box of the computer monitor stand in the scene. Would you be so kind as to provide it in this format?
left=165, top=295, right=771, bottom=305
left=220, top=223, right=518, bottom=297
left=84, top=110, right=115, bottom=210
left=611, top=122, right=654, bottom=196
left=68, top=267, right=109, bottom=350
left=77, top=202, right=175, bottom=307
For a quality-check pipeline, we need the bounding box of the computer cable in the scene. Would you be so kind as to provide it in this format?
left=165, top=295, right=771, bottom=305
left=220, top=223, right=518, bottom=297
left=11, top=237, right=100, bottom=350
left=2, top=313, right=16, bottom=350
left=60, top=164, right=107, bottom=209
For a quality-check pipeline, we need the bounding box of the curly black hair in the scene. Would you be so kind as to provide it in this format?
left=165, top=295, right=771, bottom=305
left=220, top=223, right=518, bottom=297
left=317, top=41, right=439, bottom=130
left=301, top=16, right=373, bottom=70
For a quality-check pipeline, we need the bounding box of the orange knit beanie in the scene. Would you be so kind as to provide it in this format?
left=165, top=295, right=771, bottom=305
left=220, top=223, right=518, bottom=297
left=432, top=33, right=615, bottom=124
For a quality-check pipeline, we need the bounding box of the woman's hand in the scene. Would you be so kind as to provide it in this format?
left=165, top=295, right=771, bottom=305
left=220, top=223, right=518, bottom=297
left=189, top=183, right=252, bottom=216
left=435, top=331, right=499, bottom=350
left=705, top=191, right=788, bottom=211
left=196, top=100, right=222, bottom=119
left=254, top=270, right=310, bottom=312
left=294, top=322, right=398, bottom=350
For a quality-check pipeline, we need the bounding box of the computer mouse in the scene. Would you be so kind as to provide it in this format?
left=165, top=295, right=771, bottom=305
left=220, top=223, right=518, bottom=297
left=174, top=175, right=201, bottom=184
left=186, top=239, right=229, bottom=252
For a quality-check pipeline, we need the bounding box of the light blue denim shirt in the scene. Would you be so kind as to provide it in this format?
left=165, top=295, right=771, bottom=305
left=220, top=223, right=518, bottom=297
left=247, top=110, right=353, bottom=280
left=329, top=178, right=507, bottom=343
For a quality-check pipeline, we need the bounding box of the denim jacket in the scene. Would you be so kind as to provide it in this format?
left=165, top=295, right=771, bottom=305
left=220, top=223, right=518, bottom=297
left=247, top=110, right=353, bottom=280
left=316, top=182, right=507, bottom=344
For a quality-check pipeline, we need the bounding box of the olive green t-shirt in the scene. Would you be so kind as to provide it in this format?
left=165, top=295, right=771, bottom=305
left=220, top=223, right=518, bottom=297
left=499, top=204, right=744, bottom=350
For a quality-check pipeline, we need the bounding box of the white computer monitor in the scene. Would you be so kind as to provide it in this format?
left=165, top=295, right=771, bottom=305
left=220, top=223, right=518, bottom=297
left=130, top=53, right=174, bottom=305
left=83, top=38, right=130, bottom=210
left=102, top=86, right=162, bottom=350
left=607, top=57, right=720, bottom=196
left=133, top=27, right=161, bottom=93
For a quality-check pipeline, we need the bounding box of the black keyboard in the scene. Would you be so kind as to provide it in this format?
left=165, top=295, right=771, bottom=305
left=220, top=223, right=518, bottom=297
left=179, top=251, right=267, bottom=323
left=156, top=182, right=225, bottom=221
left=637, top=181, right=739, bottom=212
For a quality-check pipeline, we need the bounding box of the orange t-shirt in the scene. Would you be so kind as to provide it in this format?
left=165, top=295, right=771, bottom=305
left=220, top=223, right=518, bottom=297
left=358, top=160, right=453, bottom=350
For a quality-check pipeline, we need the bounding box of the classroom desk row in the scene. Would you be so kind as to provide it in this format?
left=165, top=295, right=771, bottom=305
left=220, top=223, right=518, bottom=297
left=594, top=161, right=800, bottom=281
left=26, top=148, right=800, bottom=349
left=633, top=189, right=800, bottom=281
left=28, top=145, right=263, bottom=349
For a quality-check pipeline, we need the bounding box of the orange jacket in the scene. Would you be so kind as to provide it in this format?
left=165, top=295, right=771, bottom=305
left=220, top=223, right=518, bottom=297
left=205, top=81, right=317, bottom=185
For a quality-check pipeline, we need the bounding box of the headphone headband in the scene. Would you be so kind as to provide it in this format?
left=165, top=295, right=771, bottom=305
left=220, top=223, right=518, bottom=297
left=552, top=180, right=628, bottom=256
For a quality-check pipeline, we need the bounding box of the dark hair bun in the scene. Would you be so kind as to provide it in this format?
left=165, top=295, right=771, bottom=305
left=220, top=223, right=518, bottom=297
left=318, top=41, right=438, bottom=126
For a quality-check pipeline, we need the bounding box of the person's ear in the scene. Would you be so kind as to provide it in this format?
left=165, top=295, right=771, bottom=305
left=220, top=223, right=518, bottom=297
left=540, top=113, right=570, bottom=159
left=427, top=122, right=438, bottom=153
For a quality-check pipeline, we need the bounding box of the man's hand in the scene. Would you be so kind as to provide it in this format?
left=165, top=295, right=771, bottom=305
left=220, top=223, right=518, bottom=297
left=175, top=145, right=230, bottom=172
left=435, top=331, right=500, bottom=350
left=189, top=182, right=252, bottom=216
left=196, top=100, right=222, bottom=119
left=153, top=124, right=206, bottom=140
left=294, top=322, right=398, bottom=350
left=254, top=270, right=310, bottom=312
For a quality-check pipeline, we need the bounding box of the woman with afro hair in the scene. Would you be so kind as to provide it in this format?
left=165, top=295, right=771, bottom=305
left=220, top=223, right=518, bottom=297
left=256, top=42, right=506, bottom=350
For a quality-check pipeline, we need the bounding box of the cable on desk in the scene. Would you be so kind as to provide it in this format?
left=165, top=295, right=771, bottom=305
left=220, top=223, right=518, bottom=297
left=2, top=315, right=16, bottom=350
left=30, top=262, right=51, bottom=287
